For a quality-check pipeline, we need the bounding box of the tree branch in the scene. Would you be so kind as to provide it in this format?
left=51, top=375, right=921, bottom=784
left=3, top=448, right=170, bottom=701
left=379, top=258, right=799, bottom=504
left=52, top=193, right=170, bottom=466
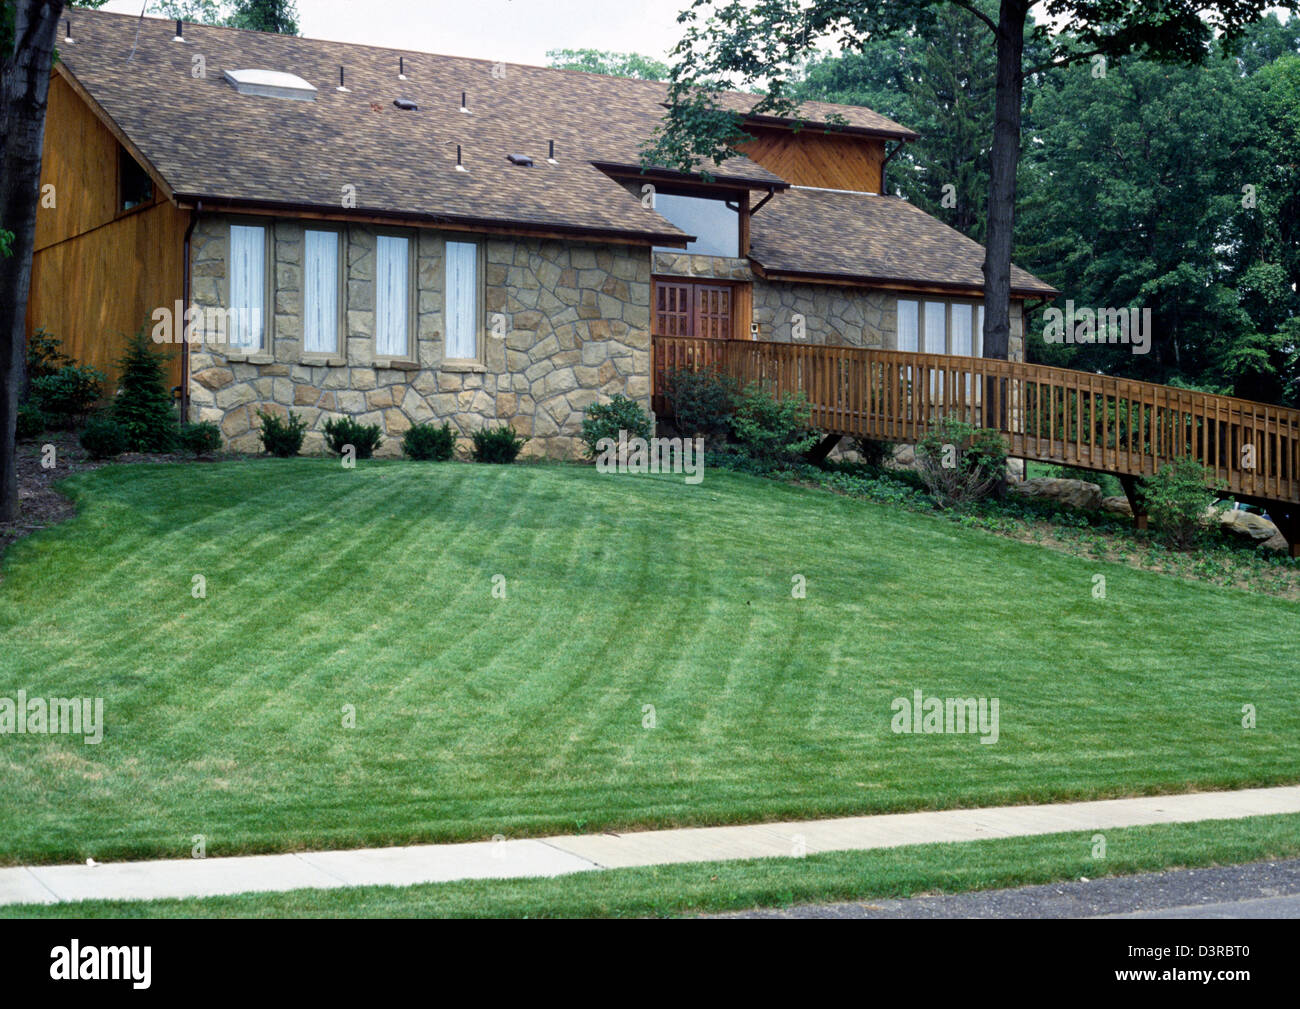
left=1021, top=48, right=1105, bottom=78
left=949, top=0, right=997, bottom=35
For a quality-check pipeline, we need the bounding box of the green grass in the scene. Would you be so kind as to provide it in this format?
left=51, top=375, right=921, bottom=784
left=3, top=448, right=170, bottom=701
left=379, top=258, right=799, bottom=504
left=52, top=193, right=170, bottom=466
left=1, top=459, right=1298, bottom=867
left=7, top=812, right=1300, bottom=918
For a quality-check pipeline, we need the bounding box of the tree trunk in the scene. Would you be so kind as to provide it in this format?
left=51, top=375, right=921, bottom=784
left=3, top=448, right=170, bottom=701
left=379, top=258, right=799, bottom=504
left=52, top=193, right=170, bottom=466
left=0, top=0, right=64, bottom=521
left=981, top=0, right=1027, bottom=363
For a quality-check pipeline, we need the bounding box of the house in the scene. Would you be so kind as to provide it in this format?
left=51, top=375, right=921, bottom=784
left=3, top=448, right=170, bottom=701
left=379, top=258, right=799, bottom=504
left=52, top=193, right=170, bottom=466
left=30, top=8, right=1056, bottom=457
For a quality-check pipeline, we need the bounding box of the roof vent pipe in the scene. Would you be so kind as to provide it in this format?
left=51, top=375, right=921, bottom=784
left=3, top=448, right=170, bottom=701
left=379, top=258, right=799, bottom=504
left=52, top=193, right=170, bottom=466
left=455, top=145, right=468, bottom=172
left=547, top=140, right=557, bottom=165
left=173, top=19, right=185, bottom=42
left=337, top=67, right=350, bottom=93
left=460, top=91, right=471, bottom=114
left=64, top=18, right=75, bottom=43
left=399, top=56, right=407, bottom=80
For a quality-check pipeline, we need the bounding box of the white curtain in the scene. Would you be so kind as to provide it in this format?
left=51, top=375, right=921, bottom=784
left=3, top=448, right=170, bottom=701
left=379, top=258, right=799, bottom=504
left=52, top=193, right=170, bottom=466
left=923, top=302, right=947, bottom=354
left=375, top=235, right=410, bottom=358
left=304, top=230, right=339, bottom=354
left=445, top=240, right=478, bottom=359
left=951, top=304, right=973, bottom=357
left=229, top=224, right=265, bottom=351
left=977, top=306, right=985, bottom=357
left=896, top=299, right=918, bottom=352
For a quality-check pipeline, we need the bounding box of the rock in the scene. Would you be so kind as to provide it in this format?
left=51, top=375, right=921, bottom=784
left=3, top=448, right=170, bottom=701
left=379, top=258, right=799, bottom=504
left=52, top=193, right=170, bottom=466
left=1219, top=508, right=1281, bottom=543
left=1262, top=531, right=1290, bottom=552
left=1102, top=496, right=1133, bottom=517
left=1010, top=477, right=1104, bottom=511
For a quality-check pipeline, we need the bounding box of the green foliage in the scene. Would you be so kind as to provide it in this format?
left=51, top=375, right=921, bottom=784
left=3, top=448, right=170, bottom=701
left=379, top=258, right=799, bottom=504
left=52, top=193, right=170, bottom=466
left=470, top=424, right=529, bottom=464
left=323, top=416, right=383, bottom=459
left=258, top=410, right=307, bottom=457
left=79, top=416, right=128, bottom=460
left=402, top=422, right=457, bottom=461
left=0, top=228, right=11, bottom=258
left=580, top=394, right=653, bottom=458
left=177, top=421, right=222, bottom=457
left=112, top=330, right=176, bottom=452
left=727, top=382, right=818, bottom=468
left=665, top=367, right=736, bottom=445
left=545, top=48, right=668, bottom=80
left=149, top=0, right=298, bottom=33
left=30, top=365, right=105, bottom=425
left=915, top=416, right=1007, bottom=508
left=1141, top=457, right=1223, bottom=550
left=853, top=437, right=895, bottom=468
left=25, top=328, right=72, bottom=380
left=16, top=402, right=46, bottom=441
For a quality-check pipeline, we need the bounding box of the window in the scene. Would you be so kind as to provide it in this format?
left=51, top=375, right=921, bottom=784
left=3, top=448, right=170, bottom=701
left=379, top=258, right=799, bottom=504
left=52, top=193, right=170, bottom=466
left=303, top=229, right=340, bottom=355
left=651, top=193, right=740, bottom=258
left=923, top=302, right=946, bottom=354
left=951, top=304, right=973, bottom=357
left=119, top=148, right=153, bottom=212
left=652, top=278, right=735, bottom=339
left=228, top=224, right=266, bottom=352
left=896, top=299, right=919, bottom=352
left=445, top=240, right=480, bottom=360
left=375, top=234, right=411, bottom=359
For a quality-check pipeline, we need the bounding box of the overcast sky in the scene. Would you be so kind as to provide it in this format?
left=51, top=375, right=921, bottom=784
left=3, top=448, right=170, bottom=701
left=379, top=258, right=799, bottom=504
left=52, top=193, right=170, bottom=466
left=95, top=0, right=701, bottom=67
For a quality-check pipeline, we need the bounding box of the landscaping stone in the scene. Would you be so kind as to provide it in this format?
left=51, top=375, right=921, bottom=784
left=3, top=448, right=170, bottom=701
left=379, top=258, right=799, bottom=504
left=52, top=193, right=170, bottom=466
left=1102, top=495, right=1134, bottom=517
left=1010, top=477, right=1104, bottom=511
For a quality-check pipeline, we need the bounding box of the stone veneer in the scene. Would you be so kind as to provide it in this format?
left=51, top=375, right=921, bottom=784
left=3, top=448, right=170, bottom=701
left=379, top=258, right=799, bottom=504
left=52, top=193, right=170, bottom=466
left=187, top=217, right=651, bottom=458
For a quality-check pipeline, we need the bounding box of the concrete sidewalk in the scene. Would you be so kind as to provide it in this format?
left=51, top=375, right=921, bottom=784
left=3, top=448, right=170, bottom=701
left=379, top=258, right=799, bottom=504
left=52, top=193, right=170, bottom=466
left=3, top=785, right=1299, bottom=907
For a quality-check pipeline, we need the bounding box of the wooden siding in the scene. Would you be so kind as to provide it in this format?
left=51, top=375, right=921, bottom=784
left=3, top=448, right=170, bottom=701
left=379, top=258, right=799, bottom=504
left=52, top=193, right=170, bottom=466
left=27, top=74, right=186, bottom=387
left=738, top=127, right=885, bottom=193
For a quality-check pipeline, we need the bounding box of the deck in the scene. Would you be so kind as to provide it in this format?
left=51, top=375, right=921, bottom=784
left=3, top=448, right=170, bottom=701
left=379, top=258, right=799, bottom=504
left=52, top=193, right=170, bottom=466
left=652, top=336, right=1300, bottom=551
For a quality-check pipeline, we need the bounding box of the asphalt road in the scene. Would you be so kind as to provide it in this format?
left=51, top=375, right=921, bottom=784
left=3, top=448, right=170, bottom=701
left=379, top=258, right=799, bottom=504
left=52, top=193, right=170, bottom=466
left=720, top=858, right=1300, bottom=918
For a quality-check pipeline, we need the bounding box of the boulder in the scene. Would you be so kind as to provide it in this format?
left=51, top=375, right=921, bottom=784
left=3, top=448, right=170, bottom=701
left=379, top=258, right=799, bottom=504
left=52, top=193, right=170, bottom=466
left=1219, top=508, right=1281, bottom=543
left=1010, top=477, right=1104, bottom=511
left=1102, top=496, right=1133, bottom=517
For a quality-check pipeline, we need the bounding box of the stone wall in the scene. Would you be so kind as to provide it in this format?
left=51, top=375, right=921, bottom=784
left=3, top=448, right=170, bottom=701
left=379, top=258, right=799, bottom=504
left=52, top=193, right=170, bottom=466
left=187, top=217, right=651, bottom=459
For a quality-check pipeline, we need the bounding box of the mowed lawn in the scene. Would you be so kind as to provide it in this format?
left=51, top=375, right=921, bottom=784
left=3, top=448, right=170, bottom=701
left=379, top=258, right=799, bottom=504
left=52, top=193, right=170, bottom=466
left=1, top=459, right=1298, bottom=866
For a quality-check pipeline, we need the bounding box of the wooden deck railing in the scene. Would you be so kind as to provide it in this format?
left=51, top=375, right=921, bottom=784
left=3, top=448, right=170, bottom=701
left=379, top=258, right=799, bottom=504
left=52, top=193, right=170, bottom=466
left=652, top=336, right=1300, bottom=505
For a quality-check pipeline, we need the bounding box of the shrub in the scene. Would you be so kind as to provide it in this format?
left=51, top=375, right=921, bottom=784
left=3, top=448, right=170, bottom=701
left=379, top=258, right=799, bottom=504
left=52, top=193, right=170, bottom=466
left=25, top=328, right=72, bottom=381
left=113, top=330, right=176, bottom=452
left=665, top=367, right=736, bottom=444
left=29, top=365, right=105, bottom=425
left=471, top=424, right=529, bottom=463
left=914, top=416, right=1008, bottom=508
left=853, top=436, right=895, bottom=468
left=258, top=410, right=307, bottom=458
left=323, top=416, right=383, bottom=459
left=178, top=421, right=222, bottom=457
left=79, top=416, right=128, bottom=460
left=728, top=382, right=818, bottom=469
left=16, top=402, right=46, bottom=441
left=403, top=422, right=457, bottom=461
left=1141, top=457, right=1223, bottom=550
left=580, top=394, right=653, bottom=458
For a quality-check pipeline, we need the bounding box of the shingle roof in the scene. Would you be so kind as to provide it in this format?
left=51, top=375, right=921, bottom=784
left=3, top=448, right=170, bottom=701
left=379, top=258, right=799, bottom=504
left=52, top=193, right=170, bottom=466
left=748, top=188, right=1058, bottom=297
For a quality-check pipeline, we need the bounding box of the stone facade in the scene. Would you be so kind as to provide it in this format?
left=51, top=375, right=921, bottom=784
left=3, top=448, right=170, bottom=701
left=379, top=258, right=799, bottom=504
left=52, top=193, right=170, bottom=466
left=187, top=217, right=651, bottom=459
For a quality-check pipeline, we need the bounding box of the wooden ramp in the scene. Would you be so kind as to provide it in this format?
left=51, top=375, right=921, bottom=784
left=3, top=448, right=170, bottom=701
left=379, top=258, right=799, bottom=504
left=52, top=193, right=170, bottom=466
left=653, top=336, right=1300, bottom=553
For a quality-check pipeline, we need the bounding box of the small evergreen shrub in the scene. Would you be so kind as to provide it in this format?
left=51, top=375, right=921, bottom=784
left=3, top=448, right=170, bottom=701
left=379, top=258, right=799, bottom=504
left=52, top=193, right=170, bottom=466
left=915, top=416, right=1008, bottom=508
left=323, top=416, right=383, bottom=459
left=25, top=328, right=72, bottom=381
left=580, top=394, right=653, bottom=458
left=80, top=416, right=128, bottom=460
left=728, top=382, right=818, bottom=469
left=30, top=365, right=105, bottom=425
left=178, top=421, right=222, bottom=457
left=402, top=422, right=457, bottom=461
left=258, top=410, right=307, bottom=458
left=665, top=367, right=736, bottom=444
left=471, top=424, right=529, bottom=463
left=853, top=436, right=896, bottom=468
left=16, top=402, right=46, bottom=440
left=113, top=330, right=176, bottom=452
left=1141, top=457, right=1223, bottom=550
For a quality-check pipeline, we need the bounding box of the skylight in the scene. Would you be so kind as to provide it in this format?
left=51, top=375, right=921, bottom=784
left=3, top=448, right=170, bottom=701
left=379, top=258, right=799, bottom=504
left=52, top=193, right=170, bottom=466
left=223, top=69, right=318, bottom=102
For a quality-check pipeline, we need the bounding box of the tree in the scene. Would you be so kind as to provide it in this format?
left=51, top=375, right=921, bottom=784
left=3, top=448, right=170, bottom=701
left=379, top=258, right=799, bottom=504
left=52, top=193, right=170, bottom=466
left=642, top=0, right=1290, bottom=365
left=546, top=48, right=668, bottom=81
left=149, top=0, right=299, bottom=34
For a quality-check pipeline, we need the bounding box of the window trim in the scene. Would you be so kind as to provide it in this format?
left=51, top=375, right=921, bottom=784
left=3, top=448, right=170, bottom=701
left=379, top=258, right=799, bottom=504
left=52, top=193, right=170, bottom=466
left=372, top=228, right=418, bottom=368
left=896, top=296, right=983, bottom=358
left=220, top=218, right=273, bottom=362
left=300, top=225, right=346, bottom=365
left=441, top=236, right=486, bottom=370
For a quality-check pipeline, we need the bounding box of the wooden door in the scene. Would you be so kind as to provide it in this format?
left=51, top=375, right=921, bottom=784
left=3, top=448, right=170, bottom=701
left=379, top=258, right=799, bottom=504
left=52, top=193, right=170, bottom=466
left=652, top=278, right=735, bottom=339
